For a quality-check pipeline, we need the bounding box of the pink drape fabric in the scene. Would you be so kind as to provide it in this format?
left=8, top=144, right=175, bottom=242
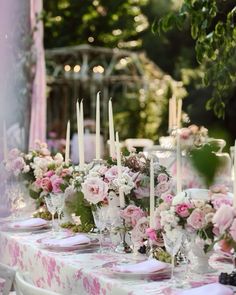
left=29, top=0, right=46, bottom=149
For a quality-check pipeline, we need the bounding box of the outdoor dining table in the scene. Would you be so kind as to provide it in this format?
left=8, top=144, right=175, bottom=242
left=0, top=228, right=233, bottom=295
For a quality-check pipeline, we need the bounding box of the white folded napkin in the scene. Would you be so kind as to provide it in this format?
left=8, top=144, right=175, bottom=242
left=11, top=218, right=47, bottom=228
left=43, top=234, right=90, bottom=247
left=112, top=259, right=168, bottom=274
left=177, top=283, right=233, bottom=295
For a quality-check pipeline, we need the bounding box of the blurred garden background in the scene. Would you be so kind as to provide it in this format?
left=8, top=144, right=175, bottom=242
left=43, top=0, right=236, bottom=151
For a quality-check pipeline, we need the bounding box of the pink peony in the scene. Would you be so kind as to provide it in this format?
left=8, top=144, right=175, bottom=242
left=212, top=196, right=233, bottom=210
left=230, top=219, right=236, bottom=242
left=175, top=202, right=192, bottom=218
left=187, top=208, right=206, bottom=230
left=50, top=175, right=63, bottom=193
left=161, top=193, right=174, bottom=204
left=120, top=205, right=145, bottom=227
left=157, top=173, right=168, bottom=183
left=81, top=177, right=108, bottom=204
left=40, top=177, right=52, bottom=192
left=146, top=228, right=157, bottom=241
left=212, top=204, right=235, bottom=234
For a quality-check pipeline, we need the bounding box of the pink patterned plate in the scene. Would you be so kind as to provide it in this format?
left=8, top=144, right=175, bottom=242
left=100, top=261, right=171, bottom=281
left=2, top=218, right=50, bottom=232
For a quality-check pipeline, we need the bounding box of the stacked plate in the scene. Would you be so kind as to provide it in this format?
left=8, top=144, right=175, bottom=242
left=3, top=218, right=49, bottom=232
left=37, top=234, right=99, bottom=251
left=101, top=259, right=171, bottom=280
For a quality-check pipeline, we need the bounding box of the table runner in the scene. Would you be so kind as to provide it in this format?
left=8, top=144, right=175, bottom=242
left=0, top=230, right=231, bottom=295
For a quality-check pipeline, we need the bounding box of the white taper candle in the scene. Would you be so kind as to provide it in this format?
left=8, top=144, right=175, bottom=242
left=65, top=120, right=70, bottom=164
left=150, top=157, right=155, bottom=228
left=95, top=92, right=100, bottom=160
left=116, top=131, right=125, bottom=208
left=108, top=99, right=115, bottom=158
left=176, top=131, right=182, bottom=194
left=80, top=100, right=85, bottom=169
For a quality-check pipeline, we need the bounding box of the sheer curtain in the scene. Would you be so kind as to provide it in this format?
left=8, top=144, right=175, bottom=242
left=29, top=0, right=46, bottom=149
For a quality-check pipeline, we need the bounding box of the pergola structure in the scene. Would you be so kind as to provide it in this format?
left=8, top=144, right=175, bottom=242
left=45, top=44, right=183, bottom=141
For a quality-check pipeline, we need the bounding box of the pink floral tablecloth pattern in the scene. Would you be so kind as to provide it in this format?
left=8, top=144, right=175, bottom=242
left=0, top=230, right=232, bottom=295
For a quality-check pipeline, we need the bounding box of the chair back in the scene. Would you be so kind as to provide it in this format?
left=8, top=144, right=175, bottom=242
left=0, top=263, right=16, bottom=295
left=124, top=138, right=153, bottom=152
left=15, top=272, right=60, bottom=295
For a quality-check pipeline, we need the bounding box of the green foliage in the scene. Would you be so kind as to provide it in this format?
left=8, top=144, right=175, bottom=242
left=155, top=0, right=236, bottom=118
left=65, top=191, right=94, bottom=226
left=43, top=0, right=148, bottom=49
left=189, top=144, right=221, bottom=187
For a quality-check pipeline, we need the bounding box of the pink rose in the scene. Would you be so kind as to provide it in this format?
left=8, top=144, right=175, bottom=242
left=104, top=166, right=119, bottom=182
left=210, top=184, right=228, bottom=195
left=212, top=196, right=233, bottom=210
left=161, top=193, right=174, bottom=204
left=81, top=177, right=108, bottom=204
left=44, top=170, right=55, bottom=178
left=155, top=182, right=169, bottom=196
left=212, top=204, right=235, bottom=234
left=40, top=177, right=52, bottom=192
left=230, top=219, right=236, bottom=242
left=180, top=128, right=192, bottom=140
left=131, top=217, right=149, bottom=244
left=134, top=186, right=150, bottom=199
left=120, top=205, right=145, bottom=227
left=175, top=202, right=192, bottom=218
left=157, top=173, right=168, bottom=183
left=60, top=168, right=71, bottom=178
left=146, top=228, right=157, bottom=241
left=51, top=175, right=63, bottom=193
left=34, top=178, right=42, bottom=188
left=187, top=208, right=206, bottom=230
left=12, top=157, right=26, bottom=175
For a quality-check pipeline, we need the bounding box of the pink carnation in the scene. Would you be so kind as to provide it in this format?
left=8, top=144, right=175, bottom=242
left=44, top=170, right=55, bottom=178
left=187, top=208, right=206, bottom=230
left=120, top=205, right=145, bottom=227
left=175, top=202, right=192, bottom=218
left=81, top=177, right=108, bottom=204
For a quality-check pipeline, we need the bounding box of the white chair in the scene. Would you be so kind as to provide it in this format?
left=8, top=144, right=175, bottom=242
left=124, top=138, right=154, bottom=152
left=0, top=263, right=16, bottom=295
left=14, top=272, right=60, bottom=295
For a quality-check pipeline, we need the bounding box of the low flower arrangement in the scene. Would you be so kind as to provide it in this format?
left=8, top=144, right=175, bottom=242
left=171, top=124, right=208, bottom=150
left=147, top=184, right=232, bottom=253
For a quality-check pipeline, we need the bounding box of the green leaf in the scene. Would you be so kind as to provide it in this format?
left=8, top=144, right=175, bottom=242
left=191, top=24, right=198, bottom=39
left=29, top=189, right=40, bottom=199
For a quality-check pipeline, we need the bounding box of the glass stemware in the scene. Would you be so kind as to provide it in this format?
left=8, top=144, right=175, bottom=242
left=92, top=207, right=107, bottom=252
left=163, top=229, right=183, bottom=287
left=44, top=195, right=57, bottom=232
left=52, top=193, right=66, bottom=228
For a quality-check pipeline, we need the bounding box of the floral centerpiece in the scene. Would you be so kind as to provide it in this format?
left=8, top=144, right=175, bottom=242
left=146, top=184, right=232, bottom=268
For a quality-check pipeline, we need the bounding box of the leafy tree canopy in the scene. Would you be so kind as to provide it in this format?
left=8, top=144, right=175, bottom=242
left=43, top=0, right=148, bottom=49
left=155, top=0, right=236, bottom=118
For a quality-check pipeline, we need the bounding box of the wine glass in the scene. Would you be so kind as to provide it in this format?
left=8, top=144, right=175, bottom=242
left=51, top=193, right=66, bottom=228
left=44, top=194, right=57, bottom=232
left=92, top=207, right=107, bottom=252
left=163, top=229, right=183, bottom=287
